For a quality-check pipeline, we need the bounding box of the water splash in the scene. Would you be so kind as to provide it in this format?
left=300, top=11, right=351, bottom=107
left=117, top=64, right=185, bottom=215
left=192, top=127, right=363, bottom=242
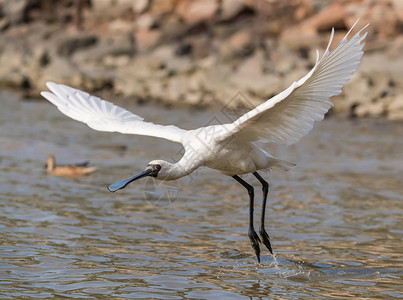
left=271, top=253, right=311, bottom=279
left=272, top=253, right=284, bottom=278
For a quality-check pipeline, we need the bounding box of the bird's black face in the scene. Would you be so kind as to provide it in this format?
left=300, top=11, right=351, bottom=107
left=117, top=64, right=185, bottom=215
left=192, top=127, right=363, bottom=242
left=108, top=163, right=162, bottom=192
left=145, top=164, right=162, bottom=177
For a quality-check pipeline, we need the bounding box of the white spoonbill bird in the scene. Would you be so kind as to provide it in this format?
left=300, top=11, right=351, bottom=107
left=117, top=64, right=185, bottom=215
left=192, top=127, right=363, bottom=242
left=41, top=22, right=368, bottom=262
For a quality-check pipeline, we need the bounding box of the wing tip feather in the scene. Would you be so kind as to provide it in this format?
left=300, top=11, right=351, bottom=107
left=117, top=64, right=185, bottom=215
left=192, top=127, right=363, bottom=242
left=45, top=81, right=57, bottom=90
left=346, top=19, right=360, bottom=37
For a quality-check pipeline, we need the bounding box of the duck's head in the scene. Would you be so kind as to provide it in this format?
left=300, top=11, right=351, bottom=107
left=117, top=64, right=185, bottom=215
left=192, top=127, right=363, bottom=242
left=44, top=155, right=56, bottom=172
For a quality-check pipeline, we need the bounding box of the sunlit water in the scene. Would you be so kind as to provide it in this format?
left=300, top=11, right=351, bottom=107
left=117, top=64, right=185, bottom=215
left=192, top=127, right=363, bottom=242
left=1, top=90, right=402, bottom=299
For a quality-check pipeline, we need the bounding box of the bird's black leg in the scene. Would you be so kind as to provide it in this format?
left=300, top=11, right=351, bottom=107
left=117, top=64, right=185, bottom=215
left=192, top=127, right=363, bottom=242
left=253, top=172, right=273, bottom=254
left=233, top=175, right=261, bottom=263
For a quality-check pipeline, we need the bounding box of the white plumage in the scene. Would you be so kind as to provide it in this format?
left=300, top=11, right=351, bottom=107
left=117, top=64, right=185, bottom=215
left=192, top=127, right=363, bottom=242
left=41, top=22, right=368, bottom=262
left=41, top=83, right=186, bottom=143
left=222, top=22, right=368, bottom=146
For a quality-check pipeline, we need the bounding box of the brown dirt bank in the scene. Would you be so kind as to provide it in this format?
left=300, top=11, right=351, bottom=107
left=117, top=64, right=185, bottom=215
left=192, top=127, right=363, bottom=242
left=0, top=0, right=402, bottom=119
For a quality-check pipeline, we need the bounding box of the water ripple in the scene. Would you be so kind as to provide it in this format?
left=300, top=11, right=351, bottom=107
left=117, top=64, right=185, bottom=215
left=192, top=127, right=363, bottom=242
left=0, top=92, right=402, bottom=298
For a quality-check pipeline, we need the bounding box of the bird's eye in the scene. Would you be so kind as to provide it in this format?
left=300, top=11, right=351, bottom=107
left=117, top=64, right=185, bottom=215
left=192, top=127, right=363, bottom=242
left=156, top=165, right=161, bottom=170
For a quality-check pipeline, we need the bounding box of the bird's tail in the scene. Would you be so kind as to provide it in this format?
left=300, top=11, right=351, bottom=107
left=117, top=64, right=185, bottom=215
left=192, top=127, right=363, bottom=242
left=267, top=157, right=296, bottom=171
left=275, top=159, right=296, bottom=171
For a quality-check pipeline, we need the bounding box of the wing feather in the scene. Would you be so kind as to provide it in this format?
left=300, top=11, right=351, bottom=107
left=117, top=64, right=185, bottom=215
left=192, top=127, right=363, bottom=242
left=220, top=22, right=368, bottom=146
left=41, top=82, right=186, bottom=144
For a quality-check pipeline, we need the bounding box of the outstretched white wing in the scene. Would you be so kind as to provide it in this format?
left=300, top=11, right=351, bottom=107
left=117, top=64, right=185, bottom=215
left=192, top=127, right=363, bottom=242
left=41, top=82, right=186, bottom=143
left=220, top=21, right=368, bottom=146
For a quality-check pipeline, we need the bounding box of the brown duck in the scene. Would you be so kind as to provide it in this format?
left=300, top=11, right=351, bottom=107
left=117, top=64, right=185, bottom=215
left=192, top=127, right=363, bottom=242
left=45, top=155, right=96, bottom=176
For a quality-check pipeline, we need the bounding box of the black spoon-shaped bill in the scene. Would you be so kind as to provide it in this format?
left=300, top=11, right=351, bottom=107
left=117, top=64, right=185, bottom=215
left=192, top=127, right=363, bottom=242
left=108, top=169, right=152, bottom=192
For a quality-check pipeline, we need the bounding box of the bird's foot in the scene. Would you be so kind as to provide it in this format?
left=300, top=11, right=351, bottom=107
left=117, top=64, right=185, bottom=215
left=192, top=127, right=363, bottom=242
left=259, top=226, right=273, bottom=255
left=249, top=228, right=261, bottom=263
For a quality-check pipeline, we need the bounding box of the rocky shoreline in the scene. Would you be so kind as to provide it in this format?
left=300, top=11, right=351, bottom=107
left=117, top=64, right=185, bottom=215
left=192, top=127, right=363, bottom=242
left=0, top=0, right=402, bottom=120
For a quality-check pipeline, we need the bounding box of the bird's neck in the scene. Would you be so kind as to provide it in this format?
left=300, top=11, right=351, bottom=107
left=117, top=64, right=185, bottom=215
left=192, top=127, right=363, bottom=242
left=162, top=158, right=199, bottom=181
left=47, top=158, right=55, bottom=171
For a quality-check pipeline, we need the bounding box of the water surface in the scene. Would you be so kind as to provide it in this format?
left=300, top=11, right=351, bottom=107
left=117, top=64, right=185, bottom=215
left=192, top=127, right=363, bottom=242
left=0, top=90, right=402, bottom=299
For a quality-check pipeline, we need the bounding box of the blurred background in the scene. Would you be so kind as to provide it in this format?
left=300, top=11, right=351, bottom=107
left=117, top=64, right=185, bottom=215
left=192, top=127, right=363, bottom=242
left=1, top=1, right=403, bottom=298
left=0, top=0, right=402, bottom=119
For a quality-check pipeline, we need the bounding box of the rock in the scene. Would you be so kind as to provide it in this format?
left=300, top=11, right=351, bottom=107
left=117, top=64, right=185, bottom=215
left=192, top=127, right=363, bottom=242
left=220, top=0, right=245, bottom=21
left=176, top=0, right=218, bottom=25
left=175, top=43, right=192, bottom=56
left=282, top=1, right=349, bottom=49
left=185, top=91, right=203, bottom=105
left=226, top=29, right=254, bottom=57
left=387, top=36, right=403, bottom=59
left=202, top=64, right=232, bottom=95
left=354, top=101, right=385, bottom=118
left=149, top=0, right=177, bottom=15
left=72, top=41, right=135, bottom=65
left=264, top=20, right=283, bottom=37
left=0, top=44, right=26, bottom=89
left=232, top=50, right=263, bottom=79
left=307, top=2, right=347, bottom=32
left=345, top=0, right=402, bottom=39
left=189, top=35, right=210, bottom=58
left=160, top=14, right=184, bottom=39
left=337, top=74, right=369, bottom=113
left=133, top=0, right=150, bottom=14
left=38, top=56, right=79, bottom=89
left=57, top=33, right=98, bottom=57
left=152, top=45, right=175, bottom=63
left=152, top=44, right=194, bottom=73
left=76, top=66, right=114, bottom=91
left=270, top=47, right=301, bottom=74
left=114, top=73, right=145, bottom=99
left=42, top=56, right=73, bottom=78
left=108, top=19, right=133, bottom=33
left=167, top=56, right=195, bottom=74
left=136, top=14, right=156, bottom=30
left=187, top=70, right=205, bottom=91
left=360, top=54, right=403, bottom=93
left=280, top=28, right=319, bottom=51
left=144, top=77, right=168, bottom=101
left=240, top=0, right=255, bottom=9
left=387, top=94, right=403, bottom=120
left=368, top=1, right=399, bottom=39
left=0, top=0, right=402, bottom=120
left=102, top=55, right=131, bottom=68
left=165, top=75, right=188, bottom=102
left=392, top=0, right=403, bottom=10
left=370, top=73, right=392, bottom=100
left=1, top=0, right=36, bottom=25
left=0, top=18, right=9, bottom=31
left=294, top=0, right=313, bottom=21
left=283, top=68, right=310, bottom=90
left=28, top=46, right=50, bottom=88
left=113, top=55, right=152, bottom=100
left=91, top=0, right=134, bottom=20
left=134, top=30, right=161, bottom=52
left=114, top=54, right=167, bottom=101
